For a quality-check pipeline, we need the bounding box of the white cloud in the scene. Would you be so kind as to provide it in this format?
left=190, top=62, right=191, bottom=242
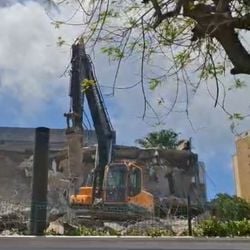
left=0, top=1, right=83, bottom=118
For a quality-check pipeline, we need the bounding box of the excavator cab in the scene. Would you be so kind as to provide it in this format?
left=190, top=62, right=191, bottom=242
left=104, top=162, right=142, bottom=202
left=103, top=162, right=154, bottom=217
left=98, top=162, right=154, bottom=219
left=70, top=162, right=154, bottom=219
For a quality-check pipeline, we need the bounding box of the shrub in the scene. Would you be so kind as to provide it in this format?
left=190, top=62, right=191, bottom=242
left=194, top=218, right=250, bottom=237
left=126, top=228, right=174, bottom=237
left=209, top=194, right=250, bottom=221
left=65, top=226, right=121, bottom=236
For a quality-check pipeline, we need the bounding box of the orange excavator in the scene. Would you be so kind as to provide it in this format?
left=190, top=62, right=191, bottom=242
left=65, top=39, right=154, bottom=219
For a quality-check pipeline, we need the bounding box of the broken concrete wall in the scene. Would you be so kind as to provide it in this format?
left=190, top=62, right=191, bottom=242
left=0, top=151, right=31, bottom=203
left=0, top=150, right=93, bottom=212
left=52, top=145, right=199, bottom=205
left=0, top=127, right=98, bottom=210
left=0, top=144, right=204, bottom=214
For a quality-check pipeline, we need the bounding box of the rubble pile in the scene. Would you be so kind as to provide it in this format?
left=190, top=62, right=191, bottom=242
left=0, top=201, right=29, bottom=234
left=0, top=151, right=31, bottom=203
left=45, top=210, right=191, bottom=236
left=0, top=142, right=205, bottom=236
left=0, top=202, right=194, bottom=236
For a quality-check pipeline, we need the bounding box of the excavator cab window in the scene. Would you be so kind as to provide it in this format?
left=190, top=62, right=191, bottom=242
left=128, top=167, right=141, bottom=197
left=104, top=164, right=127, bottom=202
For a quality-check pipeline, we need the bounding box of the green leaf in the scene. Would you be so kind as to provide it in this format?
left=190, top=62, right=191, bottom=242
left=229, top=113, right=244, bottom=121
left=228, top=79, right=246, bottom=91
left=200, top=63, right=225, bottom=80
left=81, top=79, right=96, bottom=92
left=135, top=129, right=179, bottom=149
left=149, top=78, right=161, bottom=90
left=101, top=46, right=124, bottom=60
left=57, top=36, right=65, bottom=47
left=174, top=50, right=190, bottom=68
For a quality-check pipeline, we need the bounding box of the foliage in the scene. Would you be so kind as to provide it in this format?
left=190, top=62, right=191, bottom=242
left=192, top=193, right=250, bottom=237
left=135, top=129, right=179, bottom=149
left=209, top=193, right=250, bottom=221
left=81, top=79, right=96, bottom=92
left=51, top=0, right=250, bottom=122
left=126, top=228, right=174, bottom=237
left=67, top=226, right=121, bottom=236
left=194, top=218, right=250, bottom=237
left=57, top=36, right=65, bottom=47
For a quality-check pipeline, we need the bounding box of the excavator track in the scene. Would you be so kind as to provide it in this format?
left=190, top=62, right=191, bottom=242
left=69, top=203, right=153, bottom=221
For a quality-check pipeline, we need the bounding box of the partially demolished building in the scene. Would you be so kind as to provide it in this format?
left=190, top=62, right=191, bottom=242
left=0, top=127, right=207, bottom=213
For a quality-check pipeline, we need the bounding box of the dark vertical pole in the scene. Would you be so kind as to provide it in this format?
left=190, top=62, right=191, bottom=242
left=30, top=127, right=50, bottom=235
left=187, top=194, right=192, bottom=236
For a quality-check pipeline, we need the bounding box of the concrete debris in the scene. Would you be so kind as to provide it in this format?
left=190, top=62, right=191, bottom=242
left=0, top=204, right=194, bottom=236
left=103, top=222, right=125, bottom=232
left=46, top=220, right=64, bottom=235
left=18, top=155, right=33, bottom=177
left=171, top=219, right=190, bottom=235
left=0, top=152, right=31, bottom=203
left=156, top=196, right=188, bottom=213
left=1, top=230, right=19, bottom=236
left=0, top=200, right=196, bottom=236
left=124, top=219, right=172, bottom=233
left=48, top=208, right=66, bottom=222
left=45, top=218, right=180, bottom=236
left=176, top=140, right=191, bottom=151
left=0, top=212, right=28, bottom=233
left=73, top=217, right=104, bottom=228
left=46, top=219, right=80, bottom=236
left=1, top=230, right=11, bottom=236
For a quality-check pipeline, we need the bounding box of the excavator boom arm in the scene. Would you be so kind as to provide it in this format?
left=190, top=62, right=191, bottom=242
left=72, top=41, right=115, bottom=198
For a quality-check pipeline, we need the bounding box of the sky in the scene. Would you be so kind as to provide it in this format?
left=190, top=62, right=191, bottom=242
left=0, top=0, right=250, bottom=200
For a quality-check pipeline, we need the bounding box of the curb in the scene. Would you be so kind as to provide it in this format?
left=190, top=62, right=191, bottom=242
left=0, top=236, right=250, bottom=241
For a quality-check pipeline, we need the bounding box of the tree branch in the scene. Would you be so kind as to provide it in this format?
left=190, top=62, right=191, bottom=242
left=183, top=2, right=250, bottom=74
left=232, top=14, right=250, bottom=30
left=150, top=0, right=250, bottom=74
left=150, top=0, right=162, bottom=17
left=152, top=0, right=184, bottom=28
left=215, top=28, right=250, bottom=74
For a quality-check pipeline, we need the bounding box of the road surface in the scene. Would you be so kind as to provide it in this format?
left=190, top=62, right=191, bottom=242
left=0, top=237, right=249, bottom=250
